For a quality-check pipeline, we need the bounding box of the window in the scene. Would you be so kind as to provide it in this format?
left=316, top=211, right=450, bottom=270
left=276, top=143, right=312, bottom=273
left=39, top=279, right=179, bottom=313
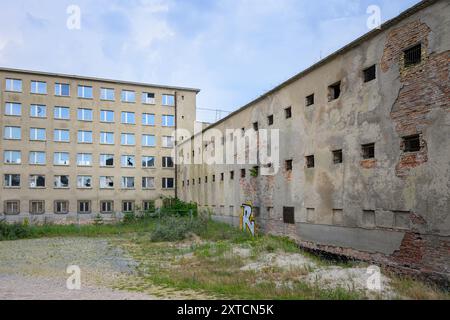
left=121, top=133, right=135, bottom=146
left=77, top=176, right=92, bottom=188
left=253, top=122, right=259, bottom=131
left=142, top=135, right=156, bottom=147
left=142, top=177, right=155, bottom=189
left=100, top=110, right=115, bottom=123
left=142, top=92, right=155, bottom=104
left=5, top=102, right=21, bottom=116
left=286, top=160, right=293, bottom=171
left=29, top=175, right=45, bottom=188
left=205, top=176, right=208, bottom=184
left=306, top=94, right=315, bottom=106
left=363, top=65, right=376, bottom=82
left=121, top=155, right=136, bottom=168
left=403, top=135, right=421, bottom=152
left=4, top=126, right=21, bottom=140
left=77, top=153, right=92, bottom=166
left=4, top=201, right=20, bottom=215
left=78, top=130, right=93, bottom=143
left=100, top=132, right=114, bottom=144
left=220, top=173, right=224, bottom=181
left=143, top=200, right=155, bottom=212
left=78, top=108, right=93, bottom=121
left=121, top=177, right=135, bottom=189
left=162, top=156, right=174, bottom=168
left=121, top=90, right=136, bottom=103
left=162, top=136, right=174, bottom=148
left=100, top=201, right=114, bottom=214
left=306, top=155, right=315, bottom=168
left=78, top=201, right=91, bottom=214
left=162, top=115, right=175, bottom=127
left=100, top=88, right=115, bottom=101
left=5, top=78, right=22, bottom=92
left=162, top=94, right=175, bottom=106
left=30, top=128, right=46, bottom=141
left=362, top=143, right=375, bottom=159
left=122, top=201, right=134, bottom=213
left=30, top=201, right=45, bottom=215
left=333, top=150, right=343, bottom=164
left=100, top=154, right=114, bottom=167
left=29, top=151, right=46, bottom=165
left=285, top=107, right=292, bottom=119
left=142, top=113, right=155, bottom=126
left=283, top=207, right=295, bottom=224
left=78, top=85, right=93, bottom=99
left=162, top=177, right=174, bottom=189
left=328, top=82, right=341, bottom=101
left=241, top=169, right=246, bottom=178
left=54, top=106, right=70, bottom=120
left=54, top=175, right=69, bottom=188
left=31, top=81, right=47, bottom=94
left=55, top=83, right=70, bottom=96
left=121, top=112, right=136, bottom=124
left=54, top=201, right=69, bottom=214
left=142, top=156, right=155, bottom=168
left=4, top=151, right=21, bottom=164
left=4, top=174, right=20, bottom=187
left=100, top=176, right=114, bottom=189
left=404, top=44, right=422, bottom=67
left=54, top=129, right=70, bottom=142
left=54, top=152, right=70, bottom=166
left=30, top=104, right=46, bottom=118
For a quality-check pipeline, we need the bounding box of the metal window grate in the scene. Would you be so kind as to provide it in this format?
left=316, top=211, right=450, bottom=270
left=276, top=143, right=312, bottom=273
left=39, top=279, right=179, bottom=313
left=283, top=207, right=295, bottom=224
left=404, top=44, right=422, bottom=67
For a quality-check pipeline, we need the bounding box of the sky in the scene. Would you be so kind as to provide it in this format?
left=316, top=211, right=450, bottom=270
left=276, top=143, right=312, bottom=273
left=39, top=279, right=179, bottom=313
left=0, top=0, right=421, bottom=123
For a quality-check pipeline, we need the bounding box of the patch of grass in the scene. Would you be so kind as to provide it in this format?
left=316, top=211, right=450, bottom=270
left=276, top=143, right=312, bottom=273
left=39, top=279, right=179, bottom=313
left=390, top=275, right=450, bottom=300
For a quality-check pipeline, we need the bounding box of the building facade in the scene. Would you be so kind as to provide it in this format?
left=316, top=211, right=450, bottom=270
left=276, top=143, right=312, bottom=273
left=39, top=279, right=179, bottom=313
left=0, top=67, right=199, bottom=223
left=177, top=0, right=450, bottom=282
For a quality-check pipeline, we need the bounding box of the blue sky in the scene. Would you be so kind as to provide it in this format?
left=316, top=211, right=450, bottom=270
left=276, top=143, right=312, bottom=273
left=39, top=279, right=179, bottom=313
left=0, top=0, right=420, bottom=123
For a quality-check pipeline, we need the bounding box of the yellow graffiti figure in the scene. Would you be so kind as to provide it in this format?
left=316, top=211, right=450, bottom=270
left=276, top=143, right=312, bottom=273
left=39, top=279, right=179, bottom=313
left=240, top=202, right=256, bottom=236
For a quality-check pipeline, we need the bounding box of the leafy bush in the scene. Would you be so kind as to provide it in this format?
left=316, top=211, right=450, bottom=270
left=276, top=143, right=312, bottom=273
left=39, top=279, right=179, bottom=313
left=122, top=212, right=137, bottom=224
left=0, top=220, right=33, bottom=240
left=160, top=197, right=198, bottom=217
left=151, top=215, right=208, bottom=242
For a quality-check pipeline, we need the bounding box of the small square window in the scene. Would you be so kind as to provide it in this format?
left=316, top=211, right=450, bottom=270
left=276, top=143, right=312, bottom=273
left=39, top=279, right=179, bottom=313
left=286, top=160, right=293, bottom=171
left=363, top=65, right=376, bottom=82
left=404, top=44, right=422, bottom=67
left=403, top=135, right=421, bottom=152
left=306, top=155, right=315, bottom=168
left=362, top=143, right=375, bottom=159
left=253, top=122, right=259, bottom=131
left=285, top=107, right=292, bottom=119
left=328, top=82, right=341, bottom=101
left=306, top=94, right=315, bottom=106
left=333, top=150, right=343, bottom=164
left=283, top=207, right=295, bottom=224
left=268, top=115, right=274, bottom=126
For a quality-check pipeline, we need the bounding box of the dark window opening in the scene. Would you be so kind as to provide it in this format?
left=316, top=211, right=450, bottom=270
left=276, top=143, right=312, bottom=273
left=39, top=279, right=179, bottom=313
left=362, top=143, right=375, bottom=159
left=363, top=65, right=376, bottom=82
left=212, top=175, right=216, bottom=182
left=253, top=122, right=259, bottom=131
left=205, top=176, right=208, bottom=183
left=328, top=82, right=341, bottom=101
left=241, top=169, right=246, bottom=178
left=306, top=94, right=315, bottom=106
left=403, top=135, right=421, bottom=152
left=333, top=150, right=343, bottom=164
left=198, top=178, right=201, bottom=184
left=306, top=155, right=315, bottom=168
left=283, top=207, right=295, bottom=224
left=286, top=160, right=293, bottom=171
left=404, top=44, right=422, bottom=67
left=268, top=115, right=274, bottom=126
left=230, top=171, right=234, bottom=180
left=220, top=173, right=224, bottom=181
left=285, top=107, right=292, bottom=119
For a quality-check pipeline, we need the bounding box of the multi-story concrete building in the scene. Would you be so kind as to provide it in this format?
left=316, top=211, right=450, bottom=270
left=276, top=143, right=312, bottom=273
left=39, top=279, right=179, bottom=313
left=0, top=67, right=199, bottom=222
left=177, top=0, right=449, bottom=283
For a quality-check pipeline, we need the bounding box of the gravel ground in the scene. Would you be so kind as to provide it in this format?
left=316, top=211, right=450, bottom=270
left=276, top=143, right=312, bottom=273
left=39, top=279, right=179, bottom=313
left=0, top=237, right=155, bottom=300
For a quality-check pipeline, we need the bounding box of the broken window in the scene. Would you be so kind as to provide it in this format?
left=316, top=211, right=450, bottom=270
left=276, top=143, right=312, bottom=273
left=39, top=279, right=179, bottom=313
left=363, top=65, right=376, bottom=82
left=328, top=82, right=341, bottom=101
left=283, top=207, right=295, bottom=224
left=333, top=150, right=343, bottom=164
left=212, top=175, right=216, bottom=182
left=362, top=143, right=375, bottom=159
left=306, top=155, right=315, bottom=168
left=285, top=107, right=292, bottom=119
left=230, top=171, right=234, bottom=180
left=268, top=115, right=274, bottom=126
left=198, top=177, right=201, bottom=184
left=205, top=176, right=208, bottom=184
left=241, top=169, right=246, bottom=178
left=286, top=160, right=293, bottom=171
left=404, top=44, right=422, bottom=67
left=306, top=94, right=315, bottom=106
left=403, top=134, right=421, bottom=152
left=220, top=173, right=224, bottom=181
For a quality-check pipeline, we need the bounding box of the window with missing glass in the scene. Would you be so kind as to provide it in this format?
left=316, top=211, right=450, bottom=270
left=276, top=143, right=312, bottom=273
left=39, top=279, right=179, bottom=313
left=142, top=156, right=155, bottom=168
left=29, top=175, right=46, bottom=188
left=77, top=176, right=92, bottom=188
left=162, top=157, right=174, bottom=168
left=100, top=154, right=114, bottom=167
left=4, top=174, right=20, bottom=187
left=162, top=177, right=174, bottom=189
left=100, top=176, right=114, bottom=189
left=142, top=92, right=155, bottom=104
left=54, top=175, right=69, bottom=189
left=121, top=155, right=136, bottom=168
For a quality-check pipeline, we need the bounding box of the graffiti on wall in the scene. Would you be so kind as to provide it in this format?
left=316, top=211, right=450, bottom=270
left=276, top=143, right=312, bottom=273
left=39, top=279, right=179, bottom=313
left=240, top=202, right=256, bottom=236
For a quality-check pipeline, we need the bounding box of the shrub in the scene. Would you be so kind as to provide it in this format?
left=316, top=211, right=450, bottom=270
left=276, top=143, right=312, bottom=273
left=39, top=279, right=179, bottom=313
left=151, top=216, right=208, bottom=242
left=160, top=197, right=198, bottom=217
left=122, top=212, right=137, bottom=224
left=0, top=220, right=33, bottom=241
